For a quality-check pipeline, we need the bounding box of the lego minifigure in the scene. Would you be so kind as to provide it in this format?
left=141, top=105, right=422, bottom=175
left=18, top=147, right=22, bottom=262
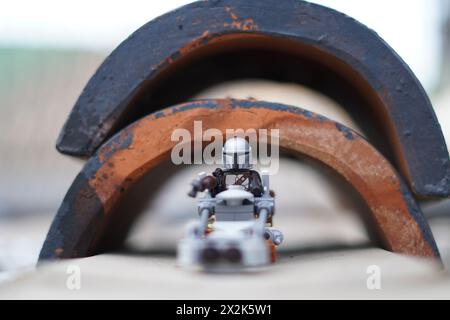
left=177, top=137, right=283, bottom=270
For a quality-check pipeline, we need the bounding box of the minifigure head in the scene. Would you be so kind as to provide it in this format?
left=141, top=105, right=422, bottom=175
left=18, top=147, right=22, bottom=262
left=222, top=137, right=252, bottom=170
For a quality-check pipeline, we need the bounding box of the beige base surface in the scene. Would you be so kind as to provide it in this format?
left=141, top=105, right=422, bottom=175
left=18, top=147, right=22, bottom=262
left=1, top=248, right=449, bottom=300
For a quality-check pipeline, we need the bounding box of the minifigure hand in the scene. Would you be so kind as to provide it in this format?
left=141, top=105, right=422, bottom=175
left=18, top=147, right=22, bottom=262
left=188, top=189, right=197, bottom=198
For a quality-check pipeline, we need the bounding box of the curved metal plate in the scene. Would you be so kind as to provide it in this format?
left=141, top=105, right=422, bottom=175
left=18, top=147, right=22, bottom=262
left=56, top=0, right=449, bottom=198
left=41, top=99, right=440, bottom=261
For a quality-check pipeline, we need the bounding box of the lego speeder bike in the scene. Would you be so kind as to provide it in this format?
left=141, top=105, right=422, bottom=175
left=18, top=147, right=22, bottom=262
left=177, top=137, right=284, bottom=270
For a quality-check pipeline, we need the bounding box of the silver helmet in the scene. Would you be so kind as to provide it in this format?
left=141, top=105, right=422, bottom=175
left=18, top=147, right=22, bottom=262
left=222, top=137, right=252, bottom=170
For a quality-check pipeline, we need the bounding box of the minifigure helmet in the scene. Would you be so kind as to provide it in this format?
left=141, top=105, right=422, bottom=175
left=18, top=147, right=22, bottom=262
left=222, top=137, right=252, bottom=170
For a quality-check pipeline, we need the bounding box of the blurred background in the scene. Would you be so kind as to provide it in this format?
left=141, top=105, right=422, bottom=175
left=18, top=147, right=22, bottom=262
left=0, top=0, right=450, bottom=297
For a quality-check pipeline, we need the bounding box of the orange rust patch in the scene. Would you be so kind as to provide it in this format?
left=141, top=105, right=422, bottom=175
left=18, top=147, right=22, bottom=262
left=224, top=6, right=258, bottom=31
left=178, top=31, right=211, bottom=56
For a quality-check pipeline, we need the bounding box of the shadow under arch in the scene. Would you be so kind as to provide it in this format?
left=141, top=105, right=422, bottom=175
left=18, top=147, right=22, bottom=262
left=40, top=99, right=440, bottom=261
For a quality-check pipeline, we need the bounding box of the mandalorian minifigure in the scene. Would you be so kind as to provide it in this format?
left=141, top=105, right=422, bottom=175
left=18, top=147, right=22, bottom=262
left=177, top=137, right=284, bottom=270
left=188, top=137, right=264, bottom=198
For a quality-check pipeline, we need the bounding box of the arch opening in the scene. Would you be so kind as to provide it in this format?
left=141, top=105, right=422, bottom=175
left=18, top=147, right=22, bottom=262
left=104, top=153, right=379, bottom=258
left=113, top=34, right=394, bottom=162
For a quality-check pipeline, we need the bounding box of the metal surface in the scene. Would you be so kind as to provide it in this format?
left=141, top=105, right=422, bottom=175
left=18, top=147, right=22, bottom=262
left=55, top=0, right=449, bottom=198
left=40, top=99, right=440, bottom=261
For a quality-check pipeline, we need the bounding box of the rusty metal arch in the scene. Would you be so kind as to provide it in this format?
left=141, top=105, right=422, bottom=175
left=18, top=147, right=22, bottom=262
left=40, top=100, right=440, bottom=261
left=55, top=0, right=449, bottom=198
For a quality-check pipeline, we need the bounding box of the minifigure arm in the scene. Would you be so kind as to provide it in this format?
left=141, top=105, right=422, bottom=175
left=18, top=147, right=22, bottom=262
left=188, top=175, right=217, bottom=198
